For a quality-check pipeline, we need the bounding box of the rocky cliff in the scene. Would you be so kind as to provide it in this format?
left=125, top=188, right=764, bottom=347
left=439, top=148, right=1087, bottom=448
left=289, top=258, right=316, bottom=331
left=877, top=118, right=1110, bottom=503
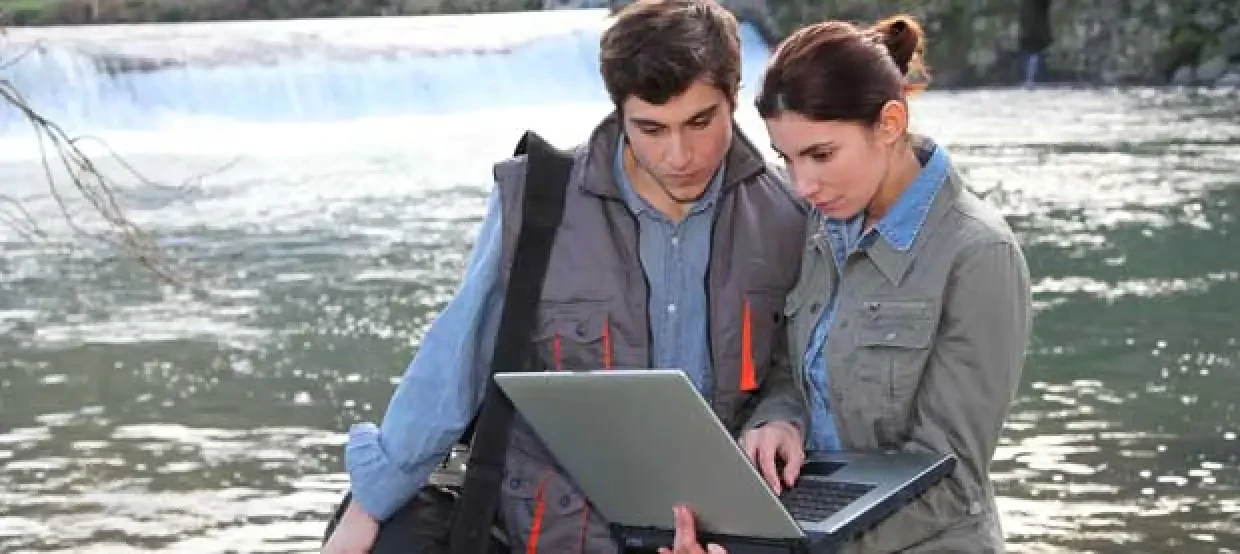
left=726, top=0, right=1240, bottom=87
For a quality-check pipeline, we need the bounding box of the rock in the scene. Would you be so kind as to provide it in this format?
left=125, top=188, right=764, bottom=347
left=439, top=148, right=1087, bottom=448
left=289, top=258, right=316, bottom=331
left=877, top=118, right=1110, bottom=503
left=543, top=0, right=608, bottom=8
left=1194, top=10, right=1224, bottom=32
left=627, top=0, right=1240, bottom=87
left=1197, top=56, right=1230, bottom=82
left=1218, top=70, right=1240, bottom=87
left=1220, top=24, right=1240, bottom=59
left=1172, top=65, right=1196, bottom=85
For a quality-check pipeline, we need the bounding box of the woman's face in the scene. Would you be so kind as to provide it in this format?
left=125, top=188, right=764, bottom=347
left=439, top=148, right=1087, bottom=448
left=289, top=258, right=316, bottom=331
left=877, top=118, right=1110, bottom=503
left=764, top=106, right=902, bottom=220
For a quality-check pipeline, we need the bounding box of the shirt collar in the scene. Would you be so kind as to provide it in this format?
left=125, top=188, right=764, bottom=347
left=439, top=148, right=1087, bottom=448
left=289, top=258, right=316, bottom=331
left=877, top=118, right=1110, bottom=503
left=873, top=140, right=949, bottom=251
left=824, top=138, right=948, bottom=252
left=820, top=137, right=951, bottom=285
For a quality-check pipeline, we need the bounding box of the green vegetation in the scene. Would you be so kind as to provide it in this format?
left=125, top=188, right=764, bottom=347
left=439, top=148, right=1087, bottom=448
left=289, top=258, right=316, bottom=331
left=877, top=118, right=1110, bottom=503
left=0, top=0, right=544, bottom=26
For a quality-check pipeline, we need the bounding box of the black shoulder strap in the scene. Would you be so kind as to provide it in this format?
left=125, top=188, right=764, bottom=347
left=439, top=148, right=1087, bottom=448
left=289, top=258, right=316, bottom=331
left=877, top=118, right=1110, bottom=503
left=449, top=130, right=573, bottom=552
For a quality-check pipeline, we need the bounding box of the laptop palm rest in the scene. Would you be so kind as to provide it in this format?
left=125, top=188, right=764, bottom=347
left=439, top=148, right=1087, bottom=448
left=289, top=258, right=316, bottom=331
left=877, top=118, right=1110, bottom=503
left=800, top=461, right=846, bottom=477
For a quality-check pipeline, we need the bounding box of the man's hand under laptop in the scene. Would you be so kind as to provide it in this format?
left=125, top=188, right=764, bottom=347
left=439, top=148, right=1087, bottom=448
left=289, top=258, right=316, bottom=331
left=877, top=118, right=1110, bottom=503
left=657, top=504, right=726, bottom=554
left=739, top=420, right=805, bottom=495
left=656, top=421, right=804, bottom=554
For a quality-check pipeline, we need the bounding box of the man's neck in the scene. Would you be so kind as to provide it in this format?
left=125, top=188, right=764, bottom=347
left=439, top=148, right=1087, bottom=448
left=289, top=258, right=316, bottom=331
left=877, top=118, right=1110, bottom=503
left=623, top=144, right=711, bottom=222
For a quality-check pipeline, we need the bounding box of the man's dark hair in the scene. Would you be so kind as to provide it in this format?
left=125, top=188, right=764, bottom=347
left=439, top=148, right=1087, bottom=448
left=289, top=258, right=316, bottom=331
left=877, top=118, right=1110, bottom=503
left=599, top=0, right=742, bottom=110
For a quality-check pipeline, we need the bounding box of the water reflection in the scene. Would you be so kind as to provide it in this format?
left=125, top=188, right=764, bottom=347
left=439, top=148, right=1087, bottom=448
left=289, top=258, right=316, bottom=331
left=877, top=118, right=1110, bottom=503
left=2, top=88, right=1238, bottom=552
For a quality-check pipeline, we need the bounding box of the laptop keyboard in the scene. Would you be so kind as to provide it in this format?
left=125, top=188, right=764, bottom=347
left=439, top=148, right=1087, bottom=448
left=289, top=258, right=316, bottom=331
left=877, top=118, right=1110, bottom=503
left=779, top=479, right=875, bottom=521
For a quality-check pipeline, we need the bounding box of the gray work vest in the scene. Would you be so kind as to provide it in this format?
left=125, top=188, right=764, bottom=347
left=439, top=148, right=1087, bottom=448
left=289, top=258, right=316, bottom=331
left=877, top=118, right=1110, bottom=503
left=492, top=113, right=806, bottom=553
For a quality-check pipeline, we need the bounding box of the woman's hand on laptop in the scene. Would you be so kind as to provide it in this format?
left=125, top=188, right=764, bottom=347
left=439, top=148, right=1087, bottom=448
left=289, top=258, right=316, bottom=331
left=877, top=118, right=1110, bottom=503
left=740, top=421, right=804, bottom=495
left=658, top=504, right=727, bottom=554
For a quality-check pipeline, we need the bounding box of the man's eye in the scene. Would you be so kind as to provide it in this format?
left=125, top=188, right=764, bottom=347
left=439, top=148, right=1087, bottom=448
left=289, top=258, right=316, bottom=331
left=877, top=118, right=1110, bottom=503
left=688, top=119, right=710, bottom=129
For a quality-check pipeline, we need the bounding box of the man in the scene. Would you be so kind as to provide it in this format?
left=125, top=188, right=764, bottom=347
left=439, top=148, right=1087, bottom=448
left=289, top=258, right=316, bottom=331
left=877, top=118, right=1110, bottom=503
left=324, top=1, right=809, bottom=552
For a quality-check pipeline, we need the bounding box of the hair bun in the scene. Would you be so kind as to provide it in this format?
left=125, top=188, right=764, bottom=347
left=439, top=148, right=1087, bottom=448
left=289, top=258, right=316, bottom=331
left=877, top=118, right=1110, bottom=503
left=871, top=14, right=924, bottom=77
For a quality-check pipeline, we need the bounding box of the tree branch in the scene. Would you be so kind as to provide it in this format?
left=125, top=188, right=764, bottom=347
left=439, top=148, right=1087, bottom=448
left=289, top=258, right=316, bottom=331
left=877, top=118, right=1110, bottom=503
left=1, top=71, right=190, bottom=287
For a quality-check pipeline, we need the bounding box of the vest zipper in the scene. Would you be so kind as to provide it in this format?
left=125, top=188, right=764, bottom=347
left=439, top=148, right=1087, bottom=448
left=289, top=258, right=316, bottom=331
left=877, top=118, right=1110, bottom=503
left=620, top=206, right=654, bottom=358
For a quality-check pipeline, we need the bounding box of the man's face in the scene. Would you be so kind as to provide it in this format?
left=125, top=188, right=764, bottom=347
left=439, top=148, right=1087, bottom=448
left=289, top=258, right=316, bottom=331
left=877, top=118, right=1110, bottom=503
left=621, top=79, right=734, bottom=202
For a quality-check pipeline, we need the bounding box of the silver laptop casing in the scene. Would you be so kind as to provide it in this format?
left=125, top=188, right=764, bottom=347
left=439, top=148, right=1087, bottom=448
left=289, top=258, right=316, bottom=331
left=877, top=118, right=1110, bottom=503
left=494, top=369, right=952, bottom=542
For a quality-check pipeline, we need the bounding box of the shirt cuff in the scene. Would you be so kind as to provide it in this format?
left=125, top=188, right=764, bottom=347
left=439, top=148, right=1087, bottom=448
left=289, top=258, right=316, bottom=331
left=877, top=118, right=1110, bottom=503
left=344, top=422, right=429, bottom=522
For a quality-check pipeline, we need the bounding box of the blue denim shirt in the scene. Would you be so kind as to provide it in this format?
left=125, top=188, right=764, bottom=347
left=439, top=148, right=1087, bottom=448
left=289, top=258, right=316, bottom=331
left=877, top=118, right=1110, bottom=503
left=344, top=141, right=723, bottom=520
left=803, top=142, right=949, bottom=452
left=612, top=135, right=723, bottom=397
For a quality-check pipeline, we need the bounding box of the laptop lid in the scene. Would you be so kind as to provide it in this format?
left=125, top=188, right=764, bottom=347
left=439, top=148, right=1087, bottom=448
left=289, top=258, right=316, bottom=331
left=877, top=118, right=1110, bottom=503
left=494, top=369, right=805, bottom=540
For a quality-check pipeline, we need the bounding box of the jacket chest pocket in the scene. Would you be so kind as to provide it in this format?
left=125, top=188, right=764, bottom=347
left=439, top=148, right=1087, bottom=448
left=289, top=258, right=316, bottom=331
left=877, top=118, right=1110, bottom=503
left=533, top=304, right=609, bottom=371
left=852, top=299, right=936, bottom=432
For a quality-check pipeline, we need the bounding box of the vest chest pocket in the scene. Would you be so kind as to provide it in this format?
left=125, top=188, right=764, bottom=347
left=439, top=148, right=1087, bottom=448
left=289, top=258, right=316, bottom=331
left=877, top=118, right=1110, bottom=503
left=533, top=305, right=609, bottom=371
left=853, top=299, right=937, bottom=424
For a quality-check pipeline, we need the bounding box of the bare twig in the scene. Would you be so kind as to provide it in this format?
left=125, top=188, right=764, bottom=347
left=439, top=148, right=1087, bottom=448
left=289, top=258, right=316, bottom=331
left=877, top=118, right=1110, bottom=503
left=0, top=76, right=189, bottom=287
left=0, top=38, right=44, bottom=72
left=70, top=133, right=243, bottom=195
left=0, top=192, right=47, bottom=240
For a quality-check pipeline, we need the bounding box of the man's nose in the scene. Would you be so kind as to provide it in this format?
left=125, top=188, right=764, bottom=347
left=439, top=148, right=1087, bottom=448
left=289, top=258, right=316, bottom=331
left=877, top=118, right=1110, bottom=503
left=666, top=134, right=691, bottom=169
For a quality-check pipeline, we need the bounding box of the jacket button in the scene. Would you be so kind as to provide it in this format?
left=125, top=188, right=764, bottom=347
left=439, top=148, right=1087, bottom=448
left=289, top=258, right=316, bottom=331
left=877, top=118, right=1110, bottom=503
left=810, top=302, right=821, bottom=314
left=560, top=495, right=572, bottom=508
left=575, top=322, right=585, bottom=335
left=509, top=477, right=522, bottom=490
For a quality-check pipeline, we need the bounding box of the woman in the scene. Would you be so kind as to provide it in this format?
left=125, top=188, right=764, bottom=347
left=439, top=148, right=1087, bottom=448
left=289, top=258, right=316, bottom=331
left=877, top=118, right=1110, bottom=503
left=662, top=14, right=1032, bottom=554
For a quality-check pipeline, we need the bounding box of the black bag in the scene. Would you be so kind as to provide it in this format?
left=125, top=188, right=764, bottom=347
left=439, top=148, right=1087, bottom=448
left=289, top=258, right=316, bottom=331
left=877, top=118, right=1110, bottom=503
left=322, top=130, right=575, bottom=553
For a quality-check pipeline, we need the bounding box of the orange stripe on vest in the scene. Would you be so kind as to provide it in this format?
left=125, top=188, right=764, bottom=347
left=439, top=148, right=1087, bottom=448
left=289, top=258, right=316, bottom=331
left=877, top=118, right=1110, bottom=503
left=740, top=298, right=758, bottom=391
left=553, top=333, right=562, bottom=370
left=578, top=504, right=591, bottom=553
left=526, top=472, right=553, bottom=554
left=602, top=317, right=612, bottom=369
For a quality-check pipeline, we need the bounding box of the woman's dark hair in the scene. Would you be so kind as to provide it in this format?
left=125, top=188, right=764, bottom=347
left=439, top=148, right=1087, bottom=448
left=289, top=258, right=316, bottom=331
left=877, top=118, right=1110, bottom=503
left=755, top=14, right=929, bottom=124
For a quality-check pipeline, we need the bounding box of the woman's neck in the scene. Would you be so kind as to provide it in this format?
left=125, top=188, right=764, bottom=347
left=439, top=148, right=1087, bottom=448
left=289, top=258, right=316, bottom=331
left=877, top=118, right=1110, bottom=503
left=864, top=140, right=922, bottom=230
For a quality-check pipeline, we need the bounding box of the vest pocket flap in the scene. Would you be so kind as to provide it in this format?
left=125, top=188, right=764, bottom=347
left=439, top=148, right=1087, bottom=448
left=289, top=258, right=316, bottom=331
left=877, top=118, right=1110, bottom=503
left=502, top=468, right=544, bottom=499
left=747, top=290, right=788, bottom=320
left=533, top=308, right=607, bottom=343
left=502, top=456, right=587, bottom=513
left=858, top=319, right=935, bottom=349
left=544, top=485, right=587, bottom=514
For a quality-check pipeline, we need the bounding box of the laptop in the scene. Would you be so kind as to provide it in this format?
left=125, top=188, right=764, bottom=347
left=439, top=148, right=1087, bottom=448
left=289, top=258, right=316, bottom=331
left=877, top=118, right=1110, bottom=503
left=494, top=369, right=955, bottom=553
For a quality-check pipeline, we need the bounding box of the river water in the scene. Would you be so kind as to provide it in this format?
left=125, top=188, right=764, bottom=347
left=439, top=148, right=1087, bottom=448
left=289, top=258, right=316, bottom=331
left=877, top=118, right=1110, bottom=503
left=1, top=9, right=1237, bottom=554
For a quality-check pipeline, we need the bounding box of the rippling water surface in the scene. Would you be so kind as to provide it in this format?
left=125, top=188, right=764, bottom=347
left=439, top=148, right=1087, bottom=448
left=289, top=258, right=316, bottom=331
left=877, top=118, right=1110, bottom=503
left=1, top=30, right=1237, bottom=552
